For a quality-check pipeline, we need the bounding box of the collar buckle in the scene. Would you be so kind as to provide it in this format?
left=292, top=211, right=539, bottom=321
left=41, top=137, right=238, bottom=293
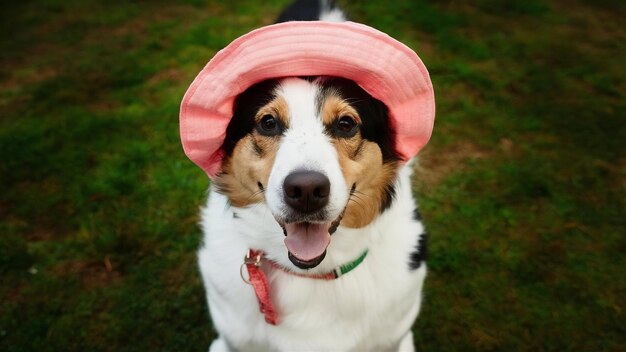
left=240, top=250, right=263, bottom=285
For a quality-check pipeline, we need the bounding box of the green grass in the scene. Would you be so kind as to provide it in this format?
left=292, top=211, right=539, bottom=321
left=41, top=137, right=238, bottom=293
left=1, top=0, right=624, bottom=351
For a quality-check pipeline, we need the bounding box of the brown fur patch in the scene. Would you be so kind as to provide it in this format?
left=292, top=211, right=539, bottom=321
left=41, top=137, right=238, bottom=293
left=215, top=134, right=280, bottom=207
left=320, top=94, right=361, bottom=126
left=214, top=96, right=288, bottom=207
left=256, top=96, right=290, bottom=128
left=336, top=140, right=398, bottom=228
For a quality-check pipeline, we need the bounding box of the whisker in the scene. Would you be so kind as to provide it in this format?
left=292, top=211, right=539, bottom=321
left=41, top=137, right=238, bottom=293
left=351, top=193, right=365, bottom=202
left=244, top=189, right=264, bottom=203
left=348, top=194, right=367, bottom=211
left=353, top=190, right=373, bottom=199
left=348, top=198, right=366, bottom=212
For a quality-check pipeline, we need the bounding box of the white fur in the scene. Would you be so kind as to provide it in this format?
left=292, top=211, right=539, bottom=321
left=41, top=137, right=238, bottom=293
left=198, top=80, right=427, bottom=351
left=266, top=79, right=348, bottom=224
left=319, top=1, right=347, bottom=23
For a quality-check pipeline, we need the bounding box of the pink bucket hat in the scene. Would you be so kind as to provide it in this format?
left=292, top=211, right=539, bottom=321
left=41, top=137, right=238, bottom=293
left=180, top=21, right=435, bottom=178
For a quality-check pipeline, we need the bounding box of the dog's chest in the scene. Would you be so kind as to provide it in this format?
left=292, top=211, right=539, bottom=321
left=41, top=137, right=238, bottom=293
left=244, top=246, right=425, bottom=351
left=272, top=257, right=422, bottom=319
left=224, top=252, right=422, bottom=351
left=199, top=167, right=426, bottom=351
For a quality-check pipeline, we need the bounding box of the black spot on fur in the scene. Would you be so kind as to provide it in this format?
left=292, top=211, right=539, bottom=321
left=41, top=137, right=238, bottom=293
left=275, top=0, right=341, bottom=23
left=413, top=208, right=423, bottom=221
left=319, top=78, right=400, bottom=163
left=409, top=232, right=428, bottom=270
left=221, top=80, right=279, bottom=157
left=252, top=139, right=264, bottom=157
left=233, top=212, right=240, bottom=219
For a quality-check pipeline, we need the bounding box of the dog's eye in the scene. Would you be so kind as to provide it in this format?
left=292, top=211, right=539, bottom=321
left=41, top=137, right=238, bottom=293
left=257, top=114, right=283, bottom=136
left=332, top=116, right=358, bottom=137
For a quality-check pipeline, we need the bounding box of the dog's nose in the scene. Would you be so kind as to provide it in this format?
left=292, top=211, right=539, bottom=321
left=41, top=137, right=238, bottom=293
left=283, top=171, right=330, bottom=213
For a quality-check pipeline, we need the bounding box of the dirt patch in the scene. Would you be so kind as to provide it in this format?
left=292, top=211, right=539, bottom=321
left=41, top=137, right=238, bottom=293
left=25, top=227, right=59, bottom=242
left=160, top=254, right=197, bottom=293
left=51, top=256, right=122, bottom=289
left=470, top=328, right=501, bottom=349
left=413, top=140, right=488, bottom=188
left=0, top=64, right=59, bottom=91
left=146, top=67, right=186, bottom=86
left=618, top=158, right=626, bottom=191
left=0, top=281, right=26, bottom=319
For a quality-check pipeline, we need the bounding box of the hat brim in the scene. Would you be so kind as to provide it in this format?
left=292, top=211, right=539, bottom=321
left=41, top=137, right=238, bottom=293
left=180, top=21, right=435, bottom=178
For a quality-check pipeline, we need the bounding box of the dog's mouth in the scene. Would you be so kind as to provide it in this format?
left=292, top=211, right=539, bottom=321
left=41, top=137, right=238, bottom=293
left=281, top=215, right=342, bottom=269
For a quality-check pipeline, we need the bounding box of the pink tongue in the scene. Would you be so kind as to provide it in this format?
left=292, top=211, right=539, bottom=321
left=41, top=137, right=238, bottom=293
left=284, top=222, right=332, bottom=261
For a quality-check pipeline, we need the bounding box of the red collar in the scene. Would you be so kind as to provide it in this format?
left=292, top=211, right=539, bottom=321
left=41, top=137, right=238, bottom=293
left=240, top=249, right=369, bottom=325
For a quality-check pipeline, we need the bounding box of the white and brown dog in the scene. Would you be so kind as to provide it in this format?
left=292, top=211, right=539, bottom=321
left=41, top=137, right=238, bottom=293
left=181, top=1, right=435, bottom=351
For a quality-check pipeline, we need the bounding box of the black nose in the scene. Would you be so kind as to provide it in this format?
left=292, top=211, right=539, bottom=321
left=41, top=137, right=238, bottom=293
left=283, top=171, right=330, bottom=213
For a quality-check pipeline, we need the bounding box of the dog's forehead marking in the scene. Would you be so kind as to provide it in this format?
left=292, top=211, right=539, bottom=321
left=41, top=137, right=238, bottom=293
left=274, top=78, right=325, bottom=135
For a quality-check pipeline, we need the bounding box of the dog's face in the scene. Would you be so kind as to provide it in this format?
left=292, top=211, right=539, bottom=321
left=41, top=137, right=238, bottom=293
left=215, top=77, right=399, bottom=269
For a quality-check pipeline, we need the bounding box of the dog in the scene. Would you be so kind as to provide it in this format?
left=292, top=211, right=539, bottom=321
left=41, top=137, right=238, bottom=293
left=183, top=1, right=434, bottom=351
